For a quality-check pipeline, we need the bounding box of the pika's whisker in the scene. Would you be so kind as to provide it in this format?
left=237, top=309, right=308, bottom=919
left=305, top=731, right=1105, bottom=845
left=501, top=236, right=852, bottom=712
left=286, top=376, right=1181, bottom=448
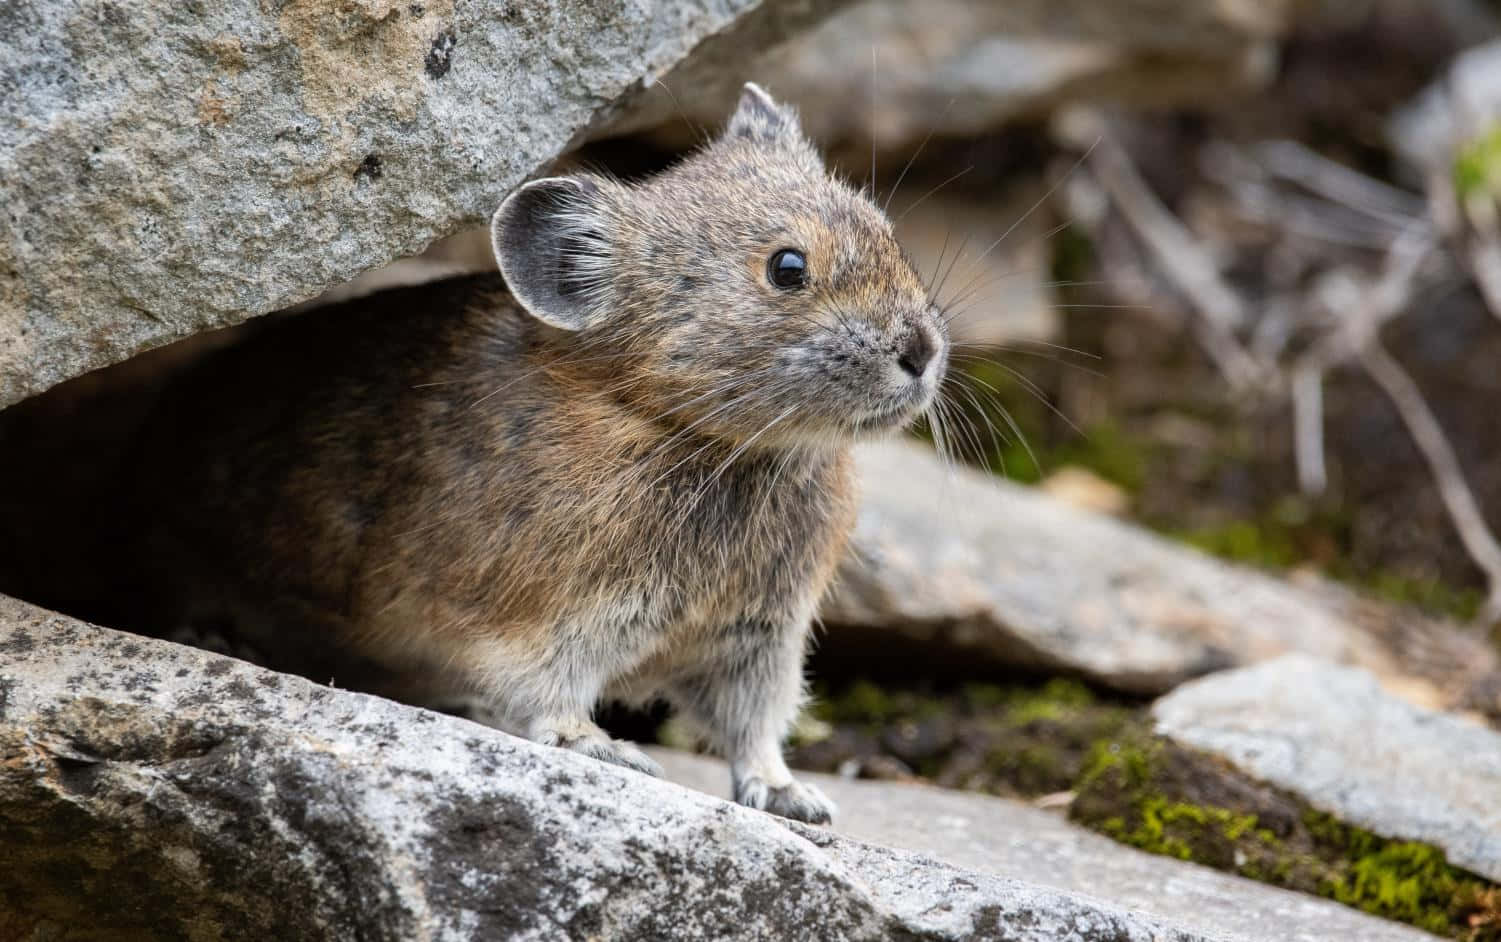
left=882, top=98, right=957, bottom=214
left=894, top=165, right=974, bottom=223
left=940, top=221, right=1073, bottom=317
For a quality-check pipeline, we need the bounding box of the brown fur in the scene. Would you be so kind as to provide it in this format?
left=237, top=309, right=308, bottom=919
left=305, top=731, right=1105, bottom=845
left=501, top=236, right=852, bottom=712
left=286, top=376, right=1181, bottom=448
left=108, top=85, right=947, bottom=823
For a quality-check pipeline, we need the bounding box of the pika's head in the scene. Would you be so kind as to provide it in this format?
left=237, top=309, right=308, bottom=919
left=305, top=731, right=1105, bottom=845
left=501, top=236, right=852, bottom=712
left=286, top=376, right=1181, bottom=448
left=491, top=83, right=946, bottom=448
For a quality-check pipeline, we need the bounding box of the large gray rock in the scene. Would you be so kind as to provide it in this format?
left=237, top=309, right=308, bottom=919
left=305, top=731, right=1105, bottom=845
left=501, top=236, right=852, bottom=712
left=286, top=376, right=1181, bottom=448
left=1153, top=655, right=1501, bottom=883
left=0, top=0, right=842, bottom=409
left=0, top=593, right=1221, bottom=941
left=655, top=750, right=1441, bottom=942
left=830, top=440, right=1500, bottom=700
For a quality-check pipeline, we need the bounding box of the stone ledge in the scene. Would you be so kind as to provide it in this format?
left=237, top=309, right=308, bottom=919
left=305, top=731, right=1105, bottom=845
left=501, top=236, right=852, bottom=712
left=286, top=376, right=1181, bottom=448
left=0, top=594, right=1213, bottom=941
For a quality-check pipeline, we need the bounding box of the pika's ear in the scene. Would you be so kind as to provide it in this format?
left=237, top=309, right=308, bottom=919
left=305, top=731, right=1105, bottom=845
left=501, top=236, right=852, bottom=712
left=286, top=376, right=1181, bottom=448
left=726, top=81, right=800, bottom=144
left=491, top=176, right=611, bottom=331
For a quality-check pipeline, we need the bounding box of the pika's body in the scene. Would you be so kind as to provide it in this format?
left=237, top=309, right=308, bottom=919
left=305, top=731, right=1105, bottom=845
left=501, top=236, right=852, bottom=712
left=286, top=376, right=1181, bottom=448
left=117, top=86, right=946, bottom=822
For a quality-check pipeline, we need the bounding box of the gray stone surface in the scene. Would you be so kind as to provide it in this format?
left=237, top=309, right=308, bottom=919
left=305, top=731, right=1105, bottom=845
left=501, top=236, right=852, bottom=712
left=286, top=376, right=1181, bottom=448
left=829, top=440, right=1499, bottom=698
left=0, top=0, right=843, bottom=409
left=1153, top=655, right=1501, bottom=883
left=655, top=749, right=1442, bottom=942
left=0, top=593, right=1217, bottom=941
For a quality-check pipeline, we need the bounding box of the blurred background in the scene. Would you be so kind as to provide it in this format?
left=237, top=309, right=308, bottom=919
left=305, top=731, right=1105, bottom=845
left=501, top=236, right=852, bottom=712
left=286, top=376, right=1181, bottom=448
left=646, top=0, right=1501, bottom=629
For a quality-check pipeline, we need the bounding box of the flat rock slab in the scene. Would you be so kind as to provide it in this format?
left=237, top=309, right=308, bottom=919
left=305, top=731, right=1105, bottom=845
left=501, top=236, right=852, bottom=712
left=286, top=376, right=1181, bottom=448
left=655, top=749, right=1440, bottom=942
left=827, top=440, right=1497, bottom=700
left=1, top=594, right=1222, bottom=942
left=1153, top=655, right=1501, bottom=883
left=0, top=0, right=844, bottom=408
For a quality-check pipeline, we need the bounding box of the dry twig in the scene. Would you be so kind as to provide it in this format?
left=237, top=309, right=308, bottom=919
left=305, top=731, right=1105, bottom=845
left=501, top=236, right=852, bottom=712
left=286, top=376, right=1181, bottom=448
left=1057, top=111, right=1263, bottom=390
left=1359, top=342, right=1501, bottom=624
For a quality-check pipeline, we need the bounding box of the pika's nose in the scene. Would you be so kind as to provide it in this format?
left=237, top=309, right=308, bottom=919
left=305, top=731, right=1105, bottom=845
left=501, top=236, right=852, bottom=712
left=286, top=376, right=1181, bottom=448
left=897, top=330, right=936, bottom=378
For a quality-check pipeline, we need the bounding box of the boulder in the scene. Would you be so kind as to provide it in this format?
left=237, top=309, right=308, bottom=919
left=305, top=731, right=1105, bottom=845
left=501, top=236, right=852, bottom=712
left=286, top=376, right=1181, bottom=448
left=1153, top=655, right=1501, bottom=883
left=0, top=0, right=844, bottom=409
left=1, top=593, right=1220, bottom=942
left=828, top=439, right=1501, bottom=703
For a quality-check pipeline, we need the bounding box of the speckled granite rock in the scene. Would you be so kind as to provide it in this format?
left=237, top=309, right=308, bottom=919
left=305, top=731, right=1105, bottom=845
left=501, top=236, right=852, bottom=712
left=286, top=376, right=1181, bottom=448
left=655, top=749, right=1443, bottom=942
left=1153, top=655, right=1501, bottom=883
left=827, top=440, right=1499, bottom=700
left=0, top=594, right=1218, bottom=941
left=0, top=0, right=845, bottom=409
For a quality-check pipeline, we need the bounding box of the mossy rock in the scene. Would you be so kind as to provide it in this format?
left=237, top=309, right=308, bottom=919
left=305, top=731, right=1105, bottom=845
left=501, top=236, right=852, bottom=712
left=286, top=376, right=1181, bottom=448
left=1071, top=727, right=1501, bottom=940
left=791, top=675, right=1501, bottom=937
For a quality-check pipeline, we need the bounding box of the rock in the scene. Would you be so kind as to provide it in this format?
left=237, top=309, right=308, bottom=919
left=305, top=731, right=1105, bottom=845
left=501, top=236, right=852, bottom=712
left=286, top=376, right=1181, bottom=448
left=653, top=749, right=1441, bottom=942
left=0, top=0, right=844, bottom=409
left=1152, top=654, right=1501, bottom=883
left=1039, top=465, right=1130, bottom=515
left=624, top=0, right=1289, bottom=154
left=825, top=439, right=1501, bottom=699
left=1, top=593, right=1225, bottom=941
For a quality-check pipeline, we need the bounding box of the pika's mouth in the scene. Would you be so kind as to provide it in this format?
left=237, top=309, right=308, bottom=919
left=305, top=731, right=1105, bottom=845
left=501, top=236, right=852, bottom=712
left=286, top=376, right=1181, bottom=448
left=849, top=394, right=929, bottom=433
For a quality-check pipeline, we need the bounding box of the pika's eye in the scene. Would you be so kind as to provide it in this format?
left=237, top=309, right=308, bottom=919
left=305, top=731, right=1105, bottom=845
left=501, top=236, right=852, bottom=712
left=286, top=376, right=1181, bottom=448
left=767, top=249, right=807, bottom=289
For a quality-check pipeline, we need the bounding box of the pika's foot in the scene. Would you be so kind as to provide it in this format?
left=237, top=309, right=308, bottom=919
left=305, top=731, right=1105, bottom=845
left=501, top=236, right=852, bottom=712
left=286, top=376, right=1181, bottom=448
left=735, top=776, right=836, bottom=825
left=534, top=724, right=663, bottom=778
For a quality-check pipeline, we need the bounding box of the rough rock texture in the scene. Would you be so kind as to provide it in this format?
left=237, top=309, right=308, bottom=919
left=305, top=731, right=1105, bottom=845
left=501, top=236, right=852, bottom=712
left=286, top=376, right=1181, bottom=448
left=654, top=750, right=1441, bottom=942
left=1153, top=655, right=1501, bottom=883
left=828, top=440, right=1500, bottom=698
left=0, top=0, right=845, bottom=409
left=0, top=594, right=1221, bottom=942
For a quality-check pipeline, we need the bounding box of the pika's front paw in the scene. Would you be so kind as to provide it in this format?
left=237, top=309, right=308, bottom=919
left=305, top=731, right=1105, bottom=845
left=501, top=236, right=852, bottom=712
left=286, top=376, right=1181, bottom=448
left=735, top=776, right=836, bottom=825
left=535, top=725, right=663, bottom=778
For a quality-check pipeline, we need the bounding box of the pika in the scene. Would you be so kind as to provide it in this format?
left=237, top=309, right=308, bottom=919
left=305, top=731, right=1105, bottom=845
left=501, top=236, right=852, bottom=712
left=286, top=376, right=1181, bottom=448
left=112, top=84, right=947, bottom=823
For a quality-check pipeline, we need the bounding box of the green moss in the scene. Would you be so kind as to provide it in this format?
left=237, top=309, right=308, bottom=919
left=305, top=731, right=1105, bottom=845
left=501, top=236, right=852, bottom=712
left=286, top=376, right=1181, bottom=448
left=1332, top=841, right=1461, bottom=933
left=804, top=676, right=1132, bottom=797
left=1169, top=506, right=1482, bottom=622
left=1000, top=677, right=1096, bottom=723
left=1455, top=123, right=1501, bottom=200
left=1099, top=795, right=1268, bottom=862
left=1052, top=421, right=1149, bottom=494
left=812, top=680, right=947, bottom=727
left=1071, top=732, right=1501, bottom=940
left=818, top=679, right=897, bottom=725
left=1173, top=519, right=1303, bottom=569
left=1350, top=571, right=1484, bottom=622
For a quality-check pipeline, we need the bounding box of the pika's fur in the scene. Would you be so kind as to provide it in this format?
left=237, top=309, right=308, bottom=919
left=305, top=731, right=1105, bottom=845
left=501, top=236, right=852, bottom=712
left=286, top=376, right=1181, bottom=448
left=113, top=85, right=947, bottom=823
